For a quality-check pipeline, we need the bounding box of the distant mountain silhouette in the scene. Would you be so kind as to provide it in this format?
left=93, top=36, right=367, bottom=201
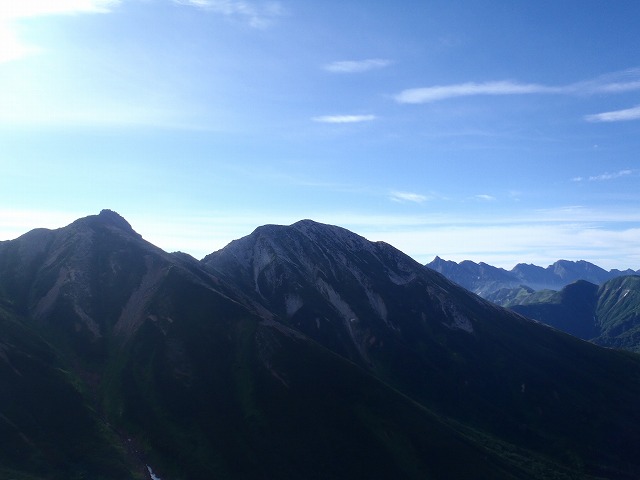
left=427, top=256, right=638, bottom=298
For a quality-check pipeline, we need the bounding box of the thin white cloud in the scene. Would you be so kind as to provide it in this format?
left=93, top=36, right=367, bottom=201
left=324, top=59, right=392, bottom=73
left=312, top=114, right=376, bottom=124
left=174, top=0, right=285, bottom=28
left=389, top=191, right=428, bottom=204
left=573, top=170, right=634, bottom=182
left=474, top=194, right=496, bottom=201
left=585, top=105, right=640, bottom=122
left=394, top=68, right=640, bottom=104
left=394, top=81, right=556, bottom=104
left=569, top=68, right=640, bottom=95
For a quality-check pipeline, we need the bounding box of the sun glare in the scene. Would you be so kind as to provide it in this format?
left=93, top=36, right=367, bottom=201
left=0, top=0, right=117, bottom=20
left=0, top=23, right=37, bottom=63
left=0, top=0, right=118, bottom=63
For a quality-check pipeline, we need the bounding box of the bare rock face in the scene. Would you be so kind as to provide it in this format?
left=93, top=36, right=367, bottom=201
left=203, top=219, right=484, bottom=372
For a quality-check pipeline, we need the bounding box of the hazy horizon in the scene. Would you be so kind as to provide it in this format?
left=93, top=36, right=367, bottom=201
left=2, top=1, right=640, bottom=270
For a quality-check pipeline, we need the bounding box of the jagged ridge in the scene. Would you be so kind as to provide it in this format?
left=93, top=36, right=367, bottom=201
left=427, top=256, right=638, bottom=297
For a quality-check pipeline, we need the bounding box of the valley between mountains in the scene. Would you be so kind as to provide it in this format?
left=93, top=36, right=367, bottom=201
left=1, top=210, right=640, bottom=479
left=427, top=257, right=640, bottom=353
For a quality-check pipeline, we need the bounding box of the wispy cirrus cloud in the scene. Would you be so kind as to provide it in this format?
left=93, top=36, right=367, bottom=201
left=568, top=68, right=640, bottom=95
left=312, top=114, right=376, bottom=124
left=394, top=68, right=640, bottom=104
left=585, top=105, right=640, bottom=122
left=0, top=0, right=120, bottom=63
left=395, top=81, right=556, bottom=104
left=324, top=58, right=392, bottom=73
left=474, top=194, right=496, bottom=201
left=389, top=191, right=429, bottom=204
left=174, top=0, right=285, bottom=28
left=572, top=169, right=634, bottom=182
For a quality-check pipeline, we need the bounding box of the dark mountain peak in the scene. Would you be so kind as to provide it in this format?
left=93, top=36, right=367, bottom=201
left=430, top=255, right=444, bottom=265
left=291, top=218, right=321, bottom=228
left=548, top=259, right=610, bottom=285
left=511, top=263, right=558, bottom=289
left=611, top=268, right=639, bottom=276
left=204, top=219, right=478, bottom=364
left=429, top=255, right=452, bottom=264
left=206, top=220, right=381, bottom=272
left=0, top=210, right=176, bottom=357
left=426, top=257, right=520, bottom=296
left=564, top=278, right=598, bottom=289
left=66, top=209, right=141, bottom=240
left=459, top=259, right=479, bottom=267
left=205, top=219, right=407, bottom=284
left=235, top=219, right=355, bottom=245
left=512, top=262, right=540, bottom=270
left=95, top=209, right=140, bottom=237
left=548, top=259, right=572, bottom=272
left=291, top=219, right=374, bottom=250
left=426, top=256, right=463, bottom=272
left=549, top=259, right=602, bottom=272
left=98, top=209, right=133, bottom=230
left=558, top=279, right=599, bottom=301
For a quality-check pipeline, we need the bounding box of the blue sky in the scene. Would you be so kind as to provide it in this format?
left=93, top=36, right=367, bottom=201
left=2, top=0, right=640, bottom=269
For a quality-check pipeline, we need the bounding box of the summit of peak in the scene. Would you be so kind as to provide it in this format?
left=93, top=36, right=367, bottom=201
left=99, top=209, right=128, bottom=223
left=96, top=209, right=136, bottom=233
left=64, top=209, right=142, bottom=240
left=291, top=219, right=331, bottom=230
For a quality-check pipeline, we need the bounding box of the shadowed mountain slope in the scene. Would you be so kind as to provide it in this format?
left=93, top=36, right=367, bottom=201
left=205, top=219, right=640, bottom=479
left=1, top=213, right=640, bottom=478
left=509, top=276, right=640, bottom=352
left=0, top=212, right=528, bottom=479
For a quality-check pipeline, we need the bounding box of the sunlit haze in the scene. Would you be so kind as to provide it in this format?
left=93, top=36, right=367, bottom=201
left=2, top=1, right=640, bottom=269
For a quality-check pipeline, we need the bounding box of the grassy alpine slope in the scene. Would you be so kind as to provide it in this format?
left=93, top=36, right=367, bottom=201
left=509, top=276, right=640, bottom=352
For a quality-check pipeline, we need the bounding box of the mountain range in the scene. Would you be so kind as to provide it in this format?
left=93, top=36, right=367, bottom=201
left=426, top=257, right=640, bottom=352
left=426, top=256, right=638, bottom=297
left=2, top=210, right=640, bottom=479
left=500, top=276, right=640, bottom=353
